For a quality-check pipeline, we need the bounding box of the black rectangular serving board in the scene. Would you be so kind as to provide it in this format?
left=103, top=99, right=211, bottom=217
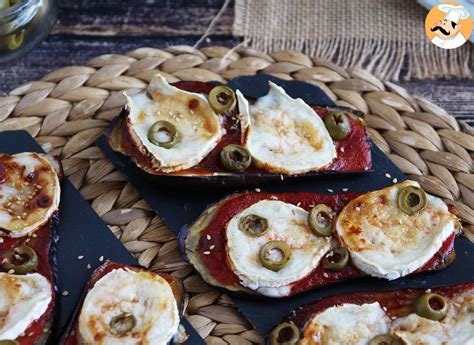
left=0, top=130, right=204, bottom=345
left=97, top=75, right=474, bottom=336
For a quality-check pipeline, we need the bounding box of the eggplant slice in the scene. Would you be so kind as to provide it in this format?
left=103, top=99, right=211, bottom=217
left=105, top=80, right=372, bottom=188
left=179, top=189, right=458, bottom=299
left=60, top=260, right=187, bottom=345
left=0, top=152, right=62, bottom=345
left=267, top=282, right=474, bottom=345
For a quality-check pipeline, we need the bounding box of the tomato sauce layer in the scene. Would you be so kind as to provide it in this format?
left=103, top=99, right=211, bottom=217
left=196, top=192, right=457, bottom=296
left=288, top=282, right=474, bottom=328
left=116, top=81, right=372, bottom=176
left=0, top=215, right=57, bottom=345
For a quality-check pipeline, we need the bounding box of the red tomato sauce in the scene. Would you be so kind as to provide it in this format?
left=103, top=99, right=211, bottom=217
left=197, top=191, right=457, bottom=296
left=0, top=216, right=56, bottom=345
left=288, top=282, right=473, bottom=328
left=116, top=81, right=372, bottom=176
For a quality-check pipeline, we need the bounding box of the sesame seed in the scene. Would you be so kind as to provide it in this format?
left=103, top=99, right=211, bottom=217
left=87, top=264, right=91, bottom=269
left=255, top=188, right=261, bottom=192
left=270, top=195, right=278, bottom=200
left=425, top=289, right=432, bottom=293
left=7, top=269, right=14, bottom=274
left=364, top=167, right=369, bottom=171
left=342, top=188, right=349, bottom=192
left=385, top=173, right=391, bottom=179
left=203, top=251, right=211, bottom=255
left=393, top=178, right=398, bottom=183
left=296, top=202, right=301, bottom=207
left=77, top=256, right=84, bottom=260
left=99, top=256, right=104, bottom=262
left=383, top=306, right=387, bottom=311
left=209, top=245, right=216, bottom=250
left=327, top=189, right=333, bottom=193
left=340, top=147, right=345, bottom=153
left=323, top=272, right=329, bottom=278
left=62, top=290, right=69, bottom=296
left=391, top=316, right=397, bottom=320
left=206, top=234, right=211, bottom=240
left=0, top=238, right=3, bottom=243
left=280, top=175, right=284, bottom=181
left=355, top=207, right=361, bottom=212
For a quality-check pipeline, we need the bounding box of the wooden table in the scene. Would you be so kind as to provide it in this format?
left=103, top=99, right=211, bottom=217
left=1, top=0, right=473, bottom=124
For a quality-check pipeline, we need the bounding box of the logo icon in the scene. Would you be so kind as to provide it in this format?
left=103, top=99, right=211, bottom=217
left=425, top=2, right=472, bottom=49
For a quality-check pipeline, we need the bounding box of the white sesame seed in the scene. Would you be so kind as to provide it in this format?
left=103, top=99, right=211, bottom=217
left=87, top=264, right=91, bottom=269
left=340, top=147, right=345, bottom=153
left=203, top=251, right=211, bottom=255
left=323, top=272, right=329, bottom=278
left=425, top=288, right=432, bottom=293
left=383, top=306, right=387, bottom=311
left=391, top=316, right=397, bottom=320
left=393, top=178, right=398, bottom=183
left=342, top=188, right=349, bottom=192
left=7, top=269, right=14, bottom=274
left=280, top=175, right=284, bottom=181
left=327, top=189, right=333, bottom=193
left=0, top=238, right=3, bottom=243
left=296, top=202, right=301, bottom=207
left=209, top=245, right=216, bottom=250
left=364, top=167, right=369, bottom=171
left=62, top=290, right=69, bottom=296
left=206, top=234, right=211, bottom=240
left=255, top=188, right=261, bottom=192
left=77, top=256, right=84, bottom=260
left=355, top=207, right=361, bottom=212
left=99, top=256, right=104, bottom=262
left=270, top=195, right=278, bottom=200
left=385, top=173, right=391, bottom=179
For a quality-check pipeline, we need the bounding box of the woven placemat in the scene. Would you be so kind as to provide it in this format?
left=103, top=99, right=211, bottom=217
left=0, top=45, right=473, bottom=344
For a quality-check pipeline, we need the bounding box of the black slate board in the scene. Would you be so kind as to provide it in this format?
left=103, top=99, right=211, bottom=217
left=0, top=130, right=204, bottom=345
left=97, top=75, right=474, bottom=336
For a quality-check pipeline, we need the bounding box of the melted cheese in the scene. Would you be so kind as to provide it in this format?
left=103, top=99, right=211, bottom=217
left=0, top=273, right=52, bottom=340
left=0, top=153, right=60, bottom=238
left=79, top=268, right=180, bottom=345
left=236, top=83, right=336, bottom=175
left=300, top=302, right=391, bottom=345
left=392, top=290, right=474, bottom=345
left=226, top=200, right=331, bottom=297
left=125, top=75, right=224, bottom=172
left=335, top=180, right=457, bottom=279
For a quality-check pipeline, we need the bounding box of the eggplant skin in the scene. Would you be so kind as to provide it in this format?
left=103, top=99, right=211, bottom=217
left=179, top=196, right=256, bottom=296
left=59, top=260, right=185, bottom=345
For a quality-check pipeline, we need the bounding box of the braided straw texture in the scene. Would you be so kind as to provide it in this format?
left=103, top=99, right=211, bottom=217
left=0, top=45, right=473, bottom=344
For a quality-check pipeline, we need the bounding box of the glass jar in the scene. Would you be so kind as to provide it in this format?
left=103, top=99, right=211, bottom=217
left=0, top=0, right=57, bottom=64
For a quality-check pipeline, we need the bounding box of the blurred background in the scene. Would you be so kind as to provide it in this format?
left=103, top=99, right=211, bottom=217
left=0, top=0, right=472, bottom=121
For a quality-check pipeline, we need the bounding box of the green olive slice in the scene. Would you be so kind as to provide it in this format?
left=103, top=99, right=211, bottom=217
left=415, top=293, right=448, bottom=321
left=269, top=321, right=300, bottom=345
left=147, top=120, right=179, bottom=148
left=397, top=186, right=427, bottom=215
left=109, top=312, right=137, bottom=336
left=239, top=214, right=268, bottom=237
left=1, top=246, right=38, bottom=274
left=220, top=144, right=252, bottom=171
left=323, top=247, right=349, bottom=271
left=308, top=204, right=333, bottom=237
left=323, top=111, right=351, bottom=140
left=0, top=340, right=19, bottom=345
left=368, top=334, right=402, bottom=345
left=209, top=86, right=236, bottom=114
left=259, top=240, right=291, bottom=272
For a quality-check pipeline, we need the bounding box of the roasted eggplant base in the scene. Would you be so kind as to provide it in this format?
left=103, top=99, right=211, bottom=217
left=0, top=152, right=62, bottom=345
left=268, top=283, right=474, bottom=344
left=108, top=80, right=372, bottom=179
left=180, top=181, right=459, bottom=298
left=61, top=261, right=187, bottom=345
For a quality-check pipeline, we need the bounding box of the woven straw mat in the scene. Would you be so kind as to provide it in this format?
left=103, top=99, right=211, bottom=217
left=0, top=45, right=473, bottom=345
